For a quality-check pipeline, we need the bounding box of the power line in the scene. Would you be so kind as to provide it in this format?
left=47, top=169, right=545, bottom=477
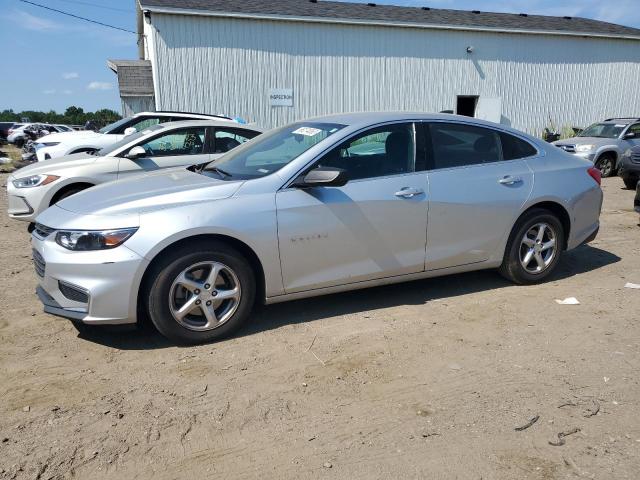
left=49, top=0, right=134, bottom=14
left=18, top=0, right=138, bottom=35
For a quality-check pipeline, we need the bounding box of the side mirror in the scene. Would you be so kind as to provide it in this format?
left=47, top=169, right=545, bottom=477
left=623, top=132, right=636, bottom=139
left=124, top=127, right=137, bottom=136
left=125, top=145, right=147, bottom=159
left=293, top=167, right=348, bottom=188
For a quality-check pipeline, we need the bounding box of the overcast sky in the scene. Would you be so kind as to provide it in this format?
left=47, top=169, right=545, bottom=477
left=0, top=0, right=638, bottom=115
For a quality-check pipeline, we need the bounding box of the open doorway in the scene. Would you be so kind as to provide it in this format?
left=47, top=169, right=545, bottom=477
left=456, top=95, right=479, bottom=117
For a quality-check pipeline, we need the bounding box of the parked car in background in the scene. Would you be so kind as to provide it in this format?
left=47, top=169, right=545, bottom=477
left=552, top=117, right=640, bottom=177
left=34, top=111, right=239, bottom=162
left=8, top=124, right=72, bottom=147
left=618, top=145, right=640, bottom=190
left=0, top=122, right=16, bottom=141
left=7, top=120, right=262, bottom=223
left=30, top=113, right=602, bottom=344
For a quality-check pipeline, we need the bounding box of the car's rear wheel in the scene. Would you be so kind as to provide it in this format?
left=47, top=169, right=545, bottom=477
left=146, top=242, right=255, bottom=344
left=595, top=154, right=616, bottom=178
left=623, top=176, right=638, bottom=190
left=499, top=209, right=564, bottom=284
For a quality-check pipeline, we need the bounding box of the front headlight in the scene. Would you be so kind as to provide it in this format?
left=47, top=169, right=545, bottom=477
left=55, top=228, right=139, bottom=251
left=35, top=142, right=59, bottom=151
left=576, top=144, right=596, bottom=152
left=12, top=174, right=60, bottom=188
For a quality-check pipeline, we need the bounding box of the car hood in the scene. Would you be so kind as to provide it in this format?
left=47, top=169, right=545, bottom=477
left=553, top=137, right=616, bottom=147
left=9, top=153, right=99, bottom=178
left=38, top=130, right=105, bottom=143
left=54, top=168, right=244, bottom=217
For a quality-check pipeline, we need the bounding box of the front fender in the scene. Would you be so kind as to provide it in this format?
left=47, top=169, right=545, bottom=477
left=126, top=193, right=284, bottom=300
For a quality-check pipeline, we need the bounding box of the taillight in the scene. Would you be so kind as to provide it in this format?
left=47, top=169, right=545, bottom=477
left=587, top=166, right=601, bottom=186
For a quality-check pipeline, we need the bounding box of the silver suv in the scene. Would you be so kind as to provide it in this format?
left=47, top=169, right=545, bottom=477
left=553, top=118, right=640, bottom=177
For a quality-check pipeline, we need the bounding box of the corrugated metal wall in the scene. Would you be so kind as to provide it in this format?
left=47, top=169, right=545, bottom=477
left=146, top=14, right=640, bottom=134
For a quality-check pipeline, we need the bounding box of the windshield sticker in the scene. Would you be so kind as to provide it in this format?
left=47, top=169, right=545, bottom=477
left=615, top=125, right=625, bottom=128
left=293, top=127, right=322, bottom=137
left=257, top=168, right=270, bottom=174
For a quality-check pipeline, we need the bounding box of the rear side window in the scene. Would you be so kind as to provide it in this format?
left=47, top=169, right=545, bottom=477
left=214, top=128, right=260, bottom=153
left=429, top=123, right=501, bottom=169
left=500, top=132, right=537, bottom=160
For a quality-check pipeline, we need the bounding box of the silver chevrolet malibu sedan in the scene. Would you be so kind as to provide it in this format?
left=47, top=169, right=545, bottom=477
left=32, top=113, right=602, bottom=344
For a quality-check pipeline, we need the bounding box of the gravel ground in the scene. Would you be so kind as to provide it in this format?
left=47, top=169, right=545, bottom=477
left=0, top=174, right=639, bottom=479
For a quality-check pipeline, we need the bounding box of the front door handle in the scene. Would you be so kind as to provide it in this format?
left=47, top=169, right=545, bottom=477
left=498, top=175, right=523, bottom=185
left=394, top=187, right=424, bottom=198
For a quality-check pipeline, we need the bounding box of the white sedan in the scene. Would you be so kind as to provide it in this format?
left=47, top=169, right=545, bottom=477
left=8, top=120, right=262, bottom=224
left=35, top=111, right=238, bottom=162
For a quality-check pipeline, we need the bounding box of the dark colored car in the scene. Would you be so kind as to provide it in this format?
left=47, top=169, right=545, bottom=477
left=0, top=122, right=15, bottom=141
left=619, top=145, right=640, bottom=190
left=635, top=182, right=640, bottom=217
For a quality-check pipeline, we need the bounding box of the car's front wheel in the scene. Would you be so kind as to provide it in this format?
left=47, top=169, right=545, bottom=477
left=499, top=209, right=564, bottom=284
left=146, top=242, right=255, bottom=344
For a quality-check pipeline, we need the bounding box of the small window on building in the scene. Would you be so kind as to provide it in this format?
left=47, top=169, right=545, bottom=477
left=429, top=122, right=501, bottom=169
left=456, top=96, right=479, bottom=117
left=500, top=132, right=538, bottom=160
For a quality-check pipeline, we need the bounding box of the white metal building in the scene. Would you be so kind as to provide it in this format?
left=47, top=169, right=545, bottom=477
left=116, top=0, right=640, bottom=134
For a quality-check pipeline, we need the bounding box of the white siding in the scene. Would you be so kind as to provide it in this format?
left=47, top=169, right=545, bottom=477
left=147, top=14, right=640, bottom=134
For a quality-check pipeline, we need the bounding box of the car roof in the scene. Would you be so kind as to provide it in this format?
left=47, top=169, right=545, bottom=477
left=146, top=119, right=264, bottom=132
left=306, top=111, right=514, bottom=130
left=132, top=111, right=234, bottom=121
left=602, top=118, right=640, bottom=124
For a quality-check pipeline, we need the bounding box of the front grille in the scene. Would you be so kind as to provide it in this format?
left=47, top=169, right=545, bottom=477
left=58, top=281, right=89, bottom=304
left=32, top=249, right=46, bottom=278
left=631, top=150, right=640, bottom=164
left=33, top=223, right=55, bottom=240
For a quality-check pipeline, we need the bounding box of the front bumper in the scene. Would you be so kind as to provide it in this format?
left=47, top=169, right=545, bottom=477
left=7, top=179, right=49, bottom=222
left=32, top=231, right=148, bottom=325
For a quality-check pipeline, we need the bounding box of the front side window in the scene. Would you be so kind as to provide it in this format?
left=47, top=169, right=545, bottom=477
left=315, top=123, right=415, bottom=181
left=628, top=124, right=640, bottom=136
left=136, top=127, right=206, bottom=157
left=429, top=123, right=501, bottom=169
left=500, top=132, right=538, bottom=160
left=213, top=128, right=260, bottom=153
left=579, top=123, right=626, bottom=139
left=206, top=122, right=345, bottom=180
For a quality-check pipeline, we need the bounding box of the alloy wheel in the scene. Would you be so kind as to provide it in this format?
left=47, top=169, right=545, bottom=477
left=169, top=261, right=241, bottom=331
left=519, top=222, right=557, bottom=274
left=597, top=158, right=613, bottom=177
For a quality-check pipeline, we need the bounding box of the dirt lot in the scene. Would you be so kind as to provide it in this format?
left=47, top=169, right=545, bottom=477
left=0, top=174, right=639, bottom=480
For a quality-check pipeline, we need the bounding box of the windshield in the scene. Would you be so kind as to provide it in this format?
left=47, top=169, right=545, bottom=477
left=98, top=117, right=131, bottom=134
left=579, top=123, right=626, bottom=139
left=96, top=126, right=161, bottom=156
left=204, top=122, right=346, bottom=180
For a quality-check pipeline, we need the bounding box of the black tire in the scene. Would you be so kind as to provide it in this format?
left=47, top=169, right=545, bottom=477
left=27, top=222, right=36, bottom=234
left=595, top=154, right=616, bottom=178
left=499, top=208, right=565, bottom=285
left=145, top=241, right=255, bottom=344
left=623, top=177, right=639, bottom=190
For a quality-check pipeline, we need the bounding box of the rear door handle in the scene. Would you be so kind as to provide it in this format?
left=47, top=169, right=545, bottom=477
left=394, top=187, right=424, bottom=198
left=498, top=175, right=523, bottom=185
